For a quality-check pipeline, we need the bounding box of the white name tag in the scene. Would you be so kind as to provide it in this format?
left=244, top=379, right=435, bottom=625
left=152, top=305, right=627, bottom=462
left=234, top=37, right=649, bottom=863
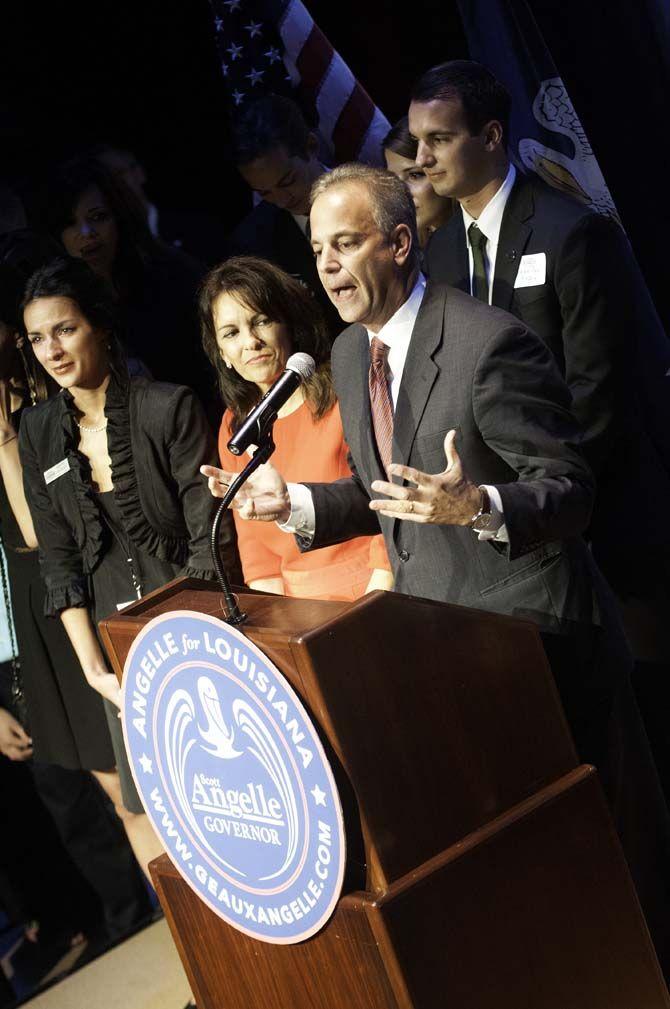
left=44, top=458, right=71, bottom=485
left=514, top=252, right=546, bottom=289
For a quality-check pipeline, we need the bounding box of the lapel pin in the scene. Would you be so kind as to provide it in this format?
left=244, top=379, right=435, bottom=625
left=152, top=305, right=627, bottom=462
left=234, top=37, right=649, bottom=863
left=505, top=250, right=517, bottom=262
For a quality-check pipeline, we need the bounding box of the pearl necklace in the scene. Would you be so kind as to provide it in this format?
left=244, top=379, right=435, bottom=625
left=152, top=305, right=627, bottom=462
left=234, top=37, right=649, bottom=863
left=76, top=420, right=107, bottom=433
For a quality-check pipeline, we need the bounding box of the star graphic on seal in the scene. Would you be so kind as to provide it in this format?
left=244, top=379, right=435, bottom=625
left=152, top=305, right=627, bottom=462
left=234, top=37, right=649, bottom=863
left=310, top=785, right=327, bottom=807
left=139, top=753, right=153, bottom=774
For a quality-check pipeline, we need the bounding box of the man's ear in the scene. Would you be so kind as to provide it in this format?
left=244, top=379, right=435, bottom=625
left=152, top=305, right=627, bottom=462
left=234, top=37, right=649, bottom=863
left=482, top=119, right=504, bottom=152
left=391, top=223, right=413, bottom=266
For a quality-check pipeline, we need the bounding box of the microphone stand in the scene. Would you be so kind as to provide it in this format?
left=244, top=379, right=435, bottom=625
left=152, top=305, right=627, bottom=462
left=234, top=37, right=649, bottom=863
left=209, top=431, right=276, bottom=626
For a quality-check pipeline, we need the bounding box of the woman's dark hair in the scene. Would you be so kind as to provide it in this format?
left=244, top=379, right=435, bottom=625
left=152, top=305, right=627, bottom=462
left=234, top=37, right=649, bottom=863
left=383, top=116, right=418, bottom=162
left=21, top=256, right=127, bottom=389
left=38, top=156, right=161, bottom=293
left=0, top=233, right=65, bottom=400
left=199, top=256, right=335, bottom=431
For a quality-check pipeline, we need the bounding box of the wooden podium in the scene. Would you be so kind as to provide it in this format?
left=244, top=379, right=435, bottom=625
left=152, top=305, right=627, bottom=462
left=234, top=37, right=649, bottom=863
left=102, top=578, right=669, bottom=1009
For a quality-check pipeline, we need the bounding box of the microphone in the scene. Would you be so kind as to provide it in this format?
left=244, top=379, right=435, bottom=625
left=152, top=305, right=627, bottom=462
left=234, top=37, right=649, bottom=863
left=227, top=352, right=316, bottom=456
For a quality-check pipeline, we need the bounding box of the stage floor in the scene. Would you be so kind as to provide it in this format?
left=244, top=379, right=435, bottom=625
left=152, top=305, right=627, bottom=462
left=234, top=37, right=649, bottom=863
left=21, top=919, right=190, bottom=1009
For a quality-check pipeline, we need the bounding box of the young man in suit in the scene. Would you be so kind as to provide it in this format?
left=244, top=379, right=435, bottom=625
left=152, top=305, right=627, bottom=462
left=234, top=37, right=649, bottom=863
left=408, top=61, right=670, bottom=671
left=203, top=164, right=670, bottom=968
left=231, top=95, right=342, bottom=338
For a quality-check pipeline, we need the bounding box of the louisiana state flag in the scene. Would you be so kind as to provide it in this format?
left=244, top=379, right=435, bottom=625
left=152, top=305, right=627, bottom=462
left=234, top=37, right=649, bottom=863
left=458, top=0, right=619, bottom=220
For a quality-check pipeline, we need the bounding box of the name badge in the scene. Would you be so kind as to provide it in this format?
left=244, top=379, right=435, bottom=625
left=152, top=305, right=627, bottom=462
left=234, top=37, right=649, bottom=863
left=44, top=458, right=71, bottom=485
left=514, top=252, right=546, bottom=289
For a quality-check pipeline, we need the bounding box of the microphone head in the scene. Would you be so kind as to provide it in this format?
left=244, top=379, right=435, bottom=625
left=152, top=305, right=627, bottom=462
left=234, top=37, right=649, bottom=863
left=285, top=353, right=316, bottom=381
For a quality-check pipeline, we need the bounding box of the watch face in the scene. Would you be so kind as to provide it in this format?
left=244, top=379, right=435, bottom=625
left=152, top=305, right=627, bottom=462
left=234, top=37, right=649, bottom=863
left=473, top=511, right=494, bottom=532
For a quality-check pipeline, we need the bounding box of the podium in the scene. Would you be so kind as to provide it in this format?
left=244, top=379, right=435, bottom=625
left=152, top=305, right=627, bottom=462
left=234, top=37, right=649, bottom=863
left=102, top=578, right=669, bottom=1009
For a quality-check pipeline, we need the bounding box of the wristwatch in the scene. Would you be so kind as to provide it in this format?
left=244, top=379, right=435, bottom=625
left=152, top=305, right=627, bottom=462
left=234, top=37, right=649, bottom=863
left=469, top=486, right=494, bottom=533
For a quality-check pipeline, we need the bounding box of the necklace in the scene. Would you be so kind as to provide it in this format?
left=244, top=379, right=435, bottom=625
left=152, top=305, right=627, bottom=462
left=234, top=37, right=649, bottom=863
left=76, top=420, right=107, bottom=433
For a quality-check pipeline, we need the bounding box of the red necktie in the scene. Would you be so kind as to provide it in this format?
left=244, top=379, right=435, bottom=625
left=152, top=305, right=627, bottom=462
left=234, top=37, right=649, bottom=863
left=368, top=336, right=394, bottom=476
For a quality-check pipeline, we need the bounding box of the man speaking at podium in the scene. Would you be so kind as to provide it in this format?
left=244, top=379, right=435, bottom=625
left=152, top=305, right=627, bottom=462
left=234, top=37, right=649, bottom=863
left=202, top=163, right=670, bottom=963
left=205, top=163, right=620, bottom=658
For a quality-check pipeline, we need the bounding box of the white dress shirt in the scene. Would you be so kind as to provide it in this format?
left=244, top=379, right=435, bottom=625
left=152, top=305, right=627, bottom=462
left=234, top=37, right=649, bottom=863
left=280, top=274, right=507, bottom=542
left=291, top=213, right=309, bottom=237
left=462, top=164, right=516, bottom=303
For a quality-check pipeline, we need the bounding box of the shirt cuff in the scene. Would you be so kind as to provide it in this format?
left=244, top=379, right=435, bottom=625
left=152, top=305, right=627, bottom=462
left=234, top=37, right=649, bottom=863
left=477, top=485, right=508, bottom=543
left=277, top=483, right=316, bottom=542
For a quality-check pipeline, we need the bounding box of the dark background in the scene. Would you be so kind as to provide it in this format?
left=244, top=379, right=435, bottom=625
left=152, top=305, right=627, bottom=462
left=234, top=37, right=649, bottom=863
left=1, top=0, right=668, bottom=324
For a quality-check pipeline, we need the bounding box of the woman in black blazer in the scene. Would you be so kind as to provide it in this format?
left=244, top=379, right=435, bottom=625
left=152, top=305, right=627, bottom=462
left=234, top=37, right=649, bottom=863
left=18, top=256, right=238, bottom=877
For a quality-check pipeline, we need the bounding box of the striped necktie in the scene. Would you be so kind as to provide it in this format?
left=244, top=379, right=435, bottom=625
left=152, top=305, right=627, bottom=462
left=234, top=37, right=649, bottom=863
left=368, top=336, right=394, bottom=476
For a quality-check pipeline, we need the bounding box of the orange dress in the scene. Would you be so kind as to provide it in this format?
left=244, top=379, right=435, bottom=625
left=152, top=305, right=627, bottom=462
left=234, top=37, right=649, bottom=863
left=219, top=401, right=390, bottom=601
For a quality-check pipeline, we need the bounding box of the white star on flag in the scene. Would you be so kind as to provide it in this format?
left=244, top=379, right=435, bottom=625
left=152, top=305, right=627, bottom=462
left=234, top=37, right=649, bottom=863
left=244, top=20, right=262, bottom=38
left=221, top=60, right=229, bottom=76
left=214, top=17, right=224, bottom=31
left=227, top=41, right=243, bottom=60
left=139, top=753, right=153, bottom=774
left=246, top=67, right=264, bottom=86
left=310, top=785, right=327, bottom=807
left=264, top=46, right=281, bottom=63
left=224, top=0, right=241, bottom=10
left=232, top=89, right=245, bottom=105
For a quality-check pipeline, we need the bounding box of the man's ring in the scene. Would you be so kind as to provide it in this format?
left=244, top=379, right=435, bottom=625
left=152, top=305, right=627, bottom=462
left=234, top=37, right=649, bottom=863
left=408, top=501, right=414, bottom=513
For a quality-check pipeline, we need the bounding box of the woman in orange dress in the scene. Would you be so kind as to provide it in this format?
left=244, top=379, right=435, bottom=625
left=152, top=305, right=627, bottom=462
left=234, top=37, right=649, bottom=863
left=199, top=256, right=392, bottom=601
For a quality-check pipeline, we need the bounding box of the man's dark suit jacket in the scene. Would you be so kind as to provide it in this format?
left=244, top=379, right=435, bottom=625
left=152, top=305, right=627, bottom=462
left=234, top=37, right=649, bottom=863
left=304, top=281, right=621, bottom=646
left=425, top=172, right=670, bottom=595
left=232, top=201, right=343, bottom=340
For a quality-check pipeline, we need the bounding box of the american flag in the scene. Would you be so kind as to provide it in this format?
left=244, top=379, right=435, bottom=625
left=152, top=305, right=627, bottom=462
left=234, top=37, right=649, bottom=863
left=209, top=0, right=390, bottom=165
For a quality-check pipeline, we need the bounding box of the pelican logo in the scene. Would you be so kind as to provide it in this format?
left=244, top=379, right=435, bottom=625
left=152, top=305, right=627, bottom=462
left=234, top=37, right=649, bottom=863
left=122, top=611, right=345, bottom=943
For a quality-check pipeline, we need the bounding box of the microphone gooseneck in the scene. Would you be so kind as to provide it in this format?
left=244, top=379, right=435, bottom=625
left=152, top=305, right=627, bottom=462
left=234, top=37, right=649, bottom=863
left=211, top=353, right=315, bottom=624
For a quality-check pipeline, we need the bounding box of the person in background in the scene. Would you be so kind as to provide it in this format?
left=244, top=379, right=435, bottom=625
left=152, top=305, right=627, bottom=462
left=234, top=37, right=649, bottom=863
left=35, top=156, right=219, bottom=419
left=383, top=116, right=453, bottom=254
left=0, top=539, right=139, bottom=956
left=231, top=96, right=342, bottom=339
left=18, top=257, right=240, bottom=879
left=200, top=256, right=392, bottom=599
left=409, top=59, right=670, bottom=798
left=92, top=142, right=231, bottom=267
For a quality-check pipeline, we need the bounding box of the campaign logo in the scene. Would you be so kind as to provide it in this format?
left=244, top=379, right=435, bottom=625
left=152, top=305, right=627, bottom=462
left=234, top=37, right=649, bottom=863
left=122, top=611, right=345, bottom=943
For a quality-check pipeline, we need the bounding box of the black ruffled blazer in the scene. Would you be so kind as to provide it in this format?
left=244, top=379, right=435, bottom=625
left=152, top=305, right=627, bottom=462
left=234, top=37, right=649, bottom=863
left=18, top=372, right=230, bottom=616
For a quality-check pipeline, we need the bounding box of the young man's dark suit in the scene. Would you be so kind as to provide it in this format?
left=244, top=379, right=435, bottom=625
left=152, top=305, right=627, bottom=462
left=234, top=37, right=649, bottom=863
left=232, top=202, right=343, bottom=339
left=301, top=281, right=670, bottom=963
left=425, top=171, right=670, bottom=598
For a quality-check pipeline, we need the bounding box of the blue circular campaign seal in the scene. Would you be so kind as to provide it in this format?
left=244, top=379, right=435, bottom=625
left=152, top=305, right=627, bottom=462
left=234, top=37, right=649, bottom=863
left=121, top=611, right=345, bottom=944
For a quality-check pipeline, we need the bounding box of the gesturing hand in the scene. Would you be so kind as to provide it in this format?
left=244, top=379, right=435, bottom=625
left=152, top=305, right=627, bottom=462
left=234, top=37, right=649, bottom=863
left=0, top=708, right=33, bottom=761
left=200, top=463, right=291, bottom=524
left=369, top=430, right=481, bottom=525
